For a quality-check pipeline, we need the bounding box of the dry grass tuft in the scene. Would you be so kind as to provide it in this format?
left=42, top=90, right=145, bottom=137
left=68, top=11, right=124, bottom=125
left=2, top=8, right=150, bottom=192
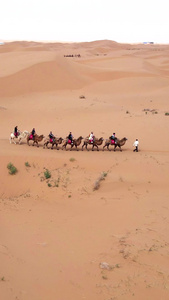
left=93, top=172, right=107, bottom=191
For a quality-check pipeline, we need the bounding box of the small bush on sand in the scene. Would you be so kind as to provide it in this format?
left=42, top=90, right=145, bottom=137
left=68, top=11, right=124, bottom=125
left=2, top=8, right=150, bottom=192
left=165, top=112, right=169, bottom=116
left=44, top=169, right=51, bottom=179
left=69, top=157, right=76, bottom=162
left=25, top=162, right=31, bottom=167
left=93, top=171, right=108, bottom=191
left=7, top=162, right=17, bottom=175
left=79, top=95, right=86, bottom=99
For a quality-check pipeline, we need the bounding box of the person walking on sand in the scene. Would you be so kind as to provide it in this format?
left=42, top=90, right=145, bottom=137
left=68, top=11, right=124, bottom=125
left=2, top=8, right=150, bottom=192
left=133, top=139, right=139, bottom=152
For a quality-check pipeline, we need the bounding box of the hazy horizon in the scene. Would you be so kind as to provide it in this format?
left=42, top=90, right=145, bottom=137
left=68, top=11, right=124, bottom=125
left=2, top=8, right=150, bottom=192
left=1, top=0, right=169, bottom=44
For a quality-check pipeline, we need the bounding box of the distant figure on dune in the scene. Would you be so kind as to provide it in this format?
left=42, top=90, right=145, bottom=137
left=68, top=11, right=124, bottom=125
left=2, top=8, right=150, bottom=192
left=133, top=139, right=139, bottom=152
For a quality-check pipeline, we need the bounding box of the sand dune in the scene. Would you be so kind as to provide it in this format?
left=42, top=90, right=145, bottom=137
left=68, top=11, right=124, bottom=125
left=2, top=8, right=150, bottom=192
left=0, top=57, right=95, bottom=96
left=1, top=40, right=169, bottom=300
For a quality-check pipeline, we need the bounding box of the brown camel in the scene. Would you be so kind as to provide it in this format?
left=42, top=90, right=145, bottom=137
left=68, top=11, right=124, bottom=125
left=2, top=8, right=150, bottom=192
left=27, top=134, right=44, bottom=147
left=82, top=137, right=104, bottom=151
left=43, top=137, right=63, bottom=150
left=62, top=136, right=83, bottom=151
left=103, top=137, right=127, bottom=151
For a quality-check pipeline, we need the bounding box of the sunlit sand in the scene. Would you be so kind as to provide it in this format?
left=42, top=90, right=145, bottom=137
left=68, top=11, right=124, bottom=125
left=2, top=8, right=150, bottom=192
left=1, top=40, right=169, bottom=300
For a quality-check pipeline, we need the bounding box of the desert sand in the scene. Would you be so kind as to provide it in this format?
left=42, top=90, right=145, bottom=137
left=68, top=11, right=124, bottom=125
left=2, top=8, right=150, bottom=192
left=0, top=40, right=169, bottom=300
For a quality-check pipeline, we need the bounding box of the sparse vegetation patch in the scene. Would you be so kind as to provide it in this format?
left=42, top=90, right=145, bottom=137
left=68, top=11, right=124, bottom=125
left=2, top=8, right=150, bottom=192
left=93, top=171, right=108, bottom=191
left=1, top=276, right=5, bottom=281
left=143, top=108, right=158, bottom=114
left=7, top=162, right=17, bottom=175
left=69, top=157, right=76, bottom=162
left=44, top=169, right=51, bottom=179
left=79, top=95, right=86, bottom=99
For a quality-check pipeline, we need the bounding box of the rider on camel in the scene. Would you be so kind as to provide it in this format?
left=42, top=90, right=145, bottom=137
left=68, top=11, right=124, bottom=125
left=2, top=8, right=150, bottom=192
left=67, top=132, right=73, bottom=144
left=110, top=133, right=117, bottom=144
left=30, top=128, right=36, bottom=140
left=14, top=126, right=19, bottom=137
left=49, top=131, right=55, bottom=143
left=89, top=132, right=94, bottom=143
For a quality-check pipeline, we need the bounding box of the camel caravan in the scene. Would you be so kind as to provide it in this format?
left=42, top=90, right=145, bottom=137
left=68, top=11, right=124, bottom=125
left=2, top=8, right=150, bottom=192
left=10, top=128, right=128, bottom=151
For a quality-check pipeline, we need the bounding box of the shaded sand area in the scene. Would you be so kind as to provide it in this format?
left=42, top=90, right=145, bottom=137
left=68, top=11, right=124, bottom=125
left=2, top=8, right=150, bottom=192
left=0, top=40, right=169, bottom=300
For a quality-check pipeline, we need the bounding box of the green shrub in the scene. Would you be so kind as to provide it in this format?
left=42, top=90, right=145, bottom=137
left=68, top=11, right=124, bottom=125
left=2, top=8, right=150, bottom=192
left=25, top=162, right=31, bottom=167
left=69, top=157, right=76, bottom=162
left=7, top=162, right=17, bottom=175
left=44, top=169, right=51, bottom=179
left=165, top=112, right=169, bottom=116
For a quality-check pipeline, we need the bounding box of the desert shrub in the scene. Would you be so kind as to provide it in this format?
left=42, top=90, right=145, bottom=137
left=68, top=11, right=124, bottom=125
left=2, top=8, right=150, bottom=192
left=25, top=161, right=31, bottom=167
left=44, top=169, right=51, bottom=179
left=48, top=183, right=52, bottom=187
left=69, top=157, right=76, bottom=162
left=93, top=171, right=108, bottom=191
left=79, top=95, right=86, bottom=99
left=7, top=162, right=17, bottom=175
left=54, top=181, right=59, bottom=187
left=102, top=172, right=108, bottom=178
left=165, top=112, right=169, bottom=116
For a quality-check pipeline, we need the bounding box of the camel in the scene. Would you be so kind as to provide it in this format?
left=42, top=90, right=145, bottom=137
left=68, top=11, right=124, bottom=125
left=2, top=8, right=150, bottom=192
left=10, top=130, right=29, bottom=144
left=103, top=137, right=128, bottom=151
left=82, top=137, right=104, bottom=151
left=27, top=134, right=44, bottom=147
left=62, top=136, right=83, bottom=151
left=43, top=137, right=63, bottom=150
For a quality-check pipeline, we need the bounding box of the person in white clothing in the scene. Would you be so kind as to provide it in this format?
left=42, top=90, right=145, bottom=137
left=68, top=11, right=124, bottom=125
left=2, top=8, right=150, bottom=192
left=133, top=139, right=139, bottom=152
left=89, top=132, right=94, bottom=143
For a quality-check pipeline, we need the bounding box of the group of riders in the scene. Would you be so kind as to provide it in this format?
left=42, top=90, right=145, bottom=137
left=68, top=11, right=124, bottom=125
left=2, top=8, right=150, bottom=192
left=14, top=126, right=118, bottom=145
left=14, top=126, right=36, bottom=140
